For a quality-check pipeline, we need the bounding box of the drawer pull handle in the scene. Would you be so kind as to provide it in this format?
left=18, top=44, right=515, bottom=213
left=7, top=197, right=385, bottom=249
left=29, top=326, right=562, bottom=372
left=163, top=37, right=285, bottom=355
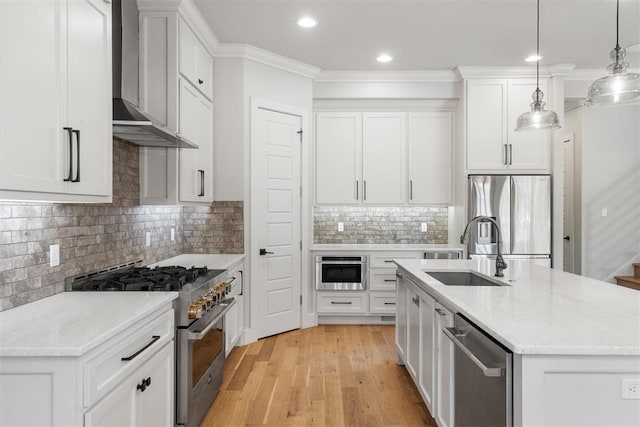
left=121, top=335, right=160, bottom=361
left=384, top=302, right=396, bottom=305
left=136, top=376, right=151, bottom=392
left=384, top=279, right=397, bottom=282
left=384, top=260, right=394, bottom=263
left=331, top=301, right=352, bottom=305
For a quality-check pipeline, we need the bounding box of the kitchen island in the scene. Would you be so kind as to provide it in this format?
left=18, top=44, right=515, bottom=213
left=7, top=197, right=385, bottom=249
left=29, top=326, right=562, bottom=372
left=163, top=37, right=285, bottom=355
left=394, top=258, right=640, bottom=427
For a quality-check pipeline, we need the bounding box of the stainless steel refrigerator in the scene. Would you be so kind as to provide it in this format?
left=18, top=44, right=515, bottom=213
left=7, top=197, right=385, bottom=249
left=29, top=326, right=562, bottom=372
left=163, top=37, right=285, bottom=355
left=467, top=175, right=551, bottom=266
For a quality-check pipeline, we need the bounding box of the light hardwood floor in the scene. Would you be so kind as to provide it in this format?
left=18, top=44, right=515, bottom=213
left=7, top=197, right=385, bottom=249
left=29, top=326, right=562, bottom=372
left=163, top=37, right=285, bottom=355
left=201, top=325, right=435, bottom=426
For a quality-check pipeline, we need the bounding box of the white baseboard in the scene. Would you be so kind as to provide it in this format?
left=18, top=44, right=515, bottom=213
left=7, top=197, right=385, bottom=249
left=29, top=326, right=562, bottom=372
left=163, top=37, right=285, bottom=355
left=318, top=315, right=396, bottom=325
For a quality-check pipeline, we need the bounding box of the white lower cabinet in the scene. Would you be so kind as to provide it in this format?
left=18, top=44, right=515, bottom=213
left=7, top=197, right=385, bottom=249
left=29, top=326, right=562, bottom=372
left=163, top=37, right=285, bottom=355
left=85, top=341, right=174, bottom=427
left=224, top=262, right=244, bottom=355
left=317, top=292, right=368, bottom=314
left=0, top=305, right=175, bottom=426
left=396, top=268, right=455, bottom=425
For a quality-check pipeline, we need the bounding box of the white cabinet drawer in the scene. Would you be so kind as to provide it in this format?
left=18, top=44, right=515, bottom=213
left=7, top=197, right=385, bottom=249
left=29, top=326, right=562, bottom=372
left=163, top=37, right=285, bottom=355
left=370, top=268, right=398, bottom=291
left=317, top=292, right=368, bottom=314
left=369, top=292, right=396, bottom=314
left=83, top=309, right=174, bottom=407
left=370, top=252, right=423, bottom=268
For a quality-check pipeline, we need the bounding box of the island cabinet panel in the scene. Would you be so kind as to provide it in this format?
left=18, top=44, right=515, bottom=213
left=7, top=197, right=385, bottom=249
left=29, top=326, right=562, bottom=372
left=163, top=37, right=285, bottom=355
left=434, top=302, right=454, bottom=427
left=395, top=271, right=408, bottom=363
left=417, top=286, right=436, bottom=413
left=405, top=280, right=421, bottom=381
left=515, top=355, right=640, bottom=427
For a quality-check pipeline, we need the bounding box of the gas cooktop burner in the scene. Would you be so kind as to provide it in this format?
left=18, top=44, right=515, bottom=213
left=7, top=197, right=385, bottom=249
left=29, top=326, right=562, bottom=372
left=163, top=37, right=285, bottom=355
left=71, top=265, right=223, bottom=292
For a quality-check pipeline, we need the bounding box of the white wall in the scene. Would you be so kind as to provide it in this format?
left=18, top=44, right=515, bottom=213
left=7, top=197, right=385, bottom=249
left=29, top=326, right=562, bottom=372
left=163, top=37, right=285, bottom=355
left=580, top=104, right=640, bottom=281
left=213, top=58, right=245, bottom=201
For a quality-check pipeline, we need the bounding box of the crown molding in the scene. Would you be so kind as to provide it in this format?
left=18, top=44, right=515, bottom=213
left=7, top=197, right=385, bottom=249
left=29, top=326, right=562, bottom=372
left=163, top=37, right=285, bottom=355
left=313, top=99, right=458, bottom=112
left=456, top=64, right=576, bottom=80
left=214, top=44, right=321, bottom=79
left=315, top=70, right=459, bottom=83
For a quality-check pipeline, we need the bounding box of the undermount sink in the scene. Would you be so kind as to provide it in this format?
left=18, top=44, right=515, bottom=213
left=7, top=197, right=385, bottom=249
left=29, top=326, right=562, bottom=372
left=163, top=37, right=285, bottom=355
left=425, top=271, right=505, bottom=287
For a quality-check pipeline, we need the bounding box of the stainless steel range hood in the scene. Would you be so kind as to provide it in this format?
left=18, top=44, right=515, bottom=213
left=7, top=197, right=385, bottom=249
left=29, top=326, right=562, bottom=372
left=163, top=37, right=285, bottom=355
left=112, top=0, right=197, bottom=149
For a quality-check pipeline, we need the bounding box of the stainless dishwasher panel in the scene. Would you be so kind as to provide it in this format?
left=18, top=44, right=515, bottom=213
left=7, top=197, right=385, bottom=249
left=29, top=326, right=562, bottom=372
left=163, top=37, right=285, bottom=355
left=444, top=314, right=512, bottom=427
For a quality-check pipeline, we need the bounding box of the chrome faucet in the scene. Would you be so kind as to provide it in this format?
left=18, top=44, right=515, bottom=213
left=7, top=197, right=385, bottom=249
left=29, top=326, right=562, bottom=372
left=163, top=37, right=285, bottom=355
left=460, top=216, right=508, bottom=277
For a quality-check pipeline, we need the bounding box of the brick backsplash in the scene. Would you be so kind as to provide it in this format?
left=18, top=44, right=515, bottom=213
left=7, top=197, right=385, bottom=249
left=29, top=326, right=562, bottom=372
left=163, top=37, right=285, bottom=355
left=313, top=206, right=448, bottom=244
left=0, top=140, right=243, bottom=312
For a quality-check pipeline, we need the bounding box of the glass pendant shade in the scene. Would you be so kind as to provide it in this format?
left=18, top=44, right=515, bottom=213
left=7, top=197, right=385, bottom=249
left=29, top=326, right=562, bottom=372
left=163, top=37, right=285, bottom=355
left=585, top=47, right=640, bottom=106
left=515, top=88, right=561, bottom=131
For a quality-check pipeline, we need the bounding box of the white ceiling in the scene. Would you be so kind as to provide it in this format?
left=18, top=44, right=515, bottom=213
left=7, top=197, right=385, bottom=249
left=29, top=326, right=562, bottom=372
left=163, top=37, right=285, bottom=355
left=193, top=0, right=640, bottom=71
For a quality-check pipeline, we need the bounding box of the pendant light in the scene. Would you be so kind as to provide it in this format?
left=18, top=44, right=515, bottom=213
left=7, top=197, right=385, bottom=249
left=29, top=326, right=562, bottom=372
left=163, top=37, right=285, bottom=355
left=585, top=0, right=640, bottom=106
left=515, top=0, right=561, bottom=132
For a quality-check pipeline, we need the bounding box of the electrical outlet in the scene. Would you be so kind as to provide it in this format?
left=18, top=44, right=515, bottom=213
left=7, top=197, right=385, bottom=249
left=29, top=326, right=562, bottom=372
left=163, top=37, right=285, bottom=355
left=622, top=379, right=640, bottom=399
left=171, top=228, right=175, bottom=241
left=145, top=231, right=151, bottom=247
left=421, top=223, right=428, bottom=232
left=49, top=244, right=60, bottom=267
left=338, top=222, right=344, bottom=232
left=601, top=208, right=608, bottom=217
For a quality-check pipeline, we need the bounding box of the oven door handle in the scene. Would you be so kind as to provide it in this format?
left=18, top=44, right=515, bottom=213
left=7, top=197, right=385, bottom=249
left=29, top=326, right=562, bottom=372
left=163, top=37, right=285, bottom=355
left=187, top=299, right=236, bottom=341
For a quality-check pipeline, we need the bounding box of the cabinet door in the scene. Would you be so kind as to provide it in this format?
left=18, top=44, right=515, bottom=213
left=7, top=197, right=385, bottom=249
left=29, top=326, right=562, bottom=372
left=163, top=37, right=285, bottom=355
left=405, top=281, right=420, bottom=380
left=507, top=80, right=550, bottom=171
left=466, top=80, right=508, bottom=171
left=418, top=290, right=436, bottom=413
left=362, top=113, right=406, bottom=203
left=136, top=342, right=174, bottom=427
left=435, top=303, right=455, bottom=427
left=179, top=79, right=213, bottom=203
left=408, top=112, right=453, bottom=204
left=315, top=113, right=362, bottom=204
left=225, top=295, right=243, bottom=356
left=179, top=19, right=198, bottom=87
left=0, top=0, right=67, bottom=194
left=67, top=0, right=112, bottom=196
left=395, top=272, right=407, bottom=363
left=196, top=44, right=213, bottom=100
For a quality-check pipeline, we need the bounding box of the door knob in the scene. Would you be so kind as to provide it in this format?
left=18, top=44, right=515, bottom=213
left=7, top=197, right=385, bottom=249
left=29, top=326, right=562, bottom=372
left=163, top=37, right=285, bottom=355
left=563, top=236, right=570, bottom=241
left=259, top=248, right=274, bottom=256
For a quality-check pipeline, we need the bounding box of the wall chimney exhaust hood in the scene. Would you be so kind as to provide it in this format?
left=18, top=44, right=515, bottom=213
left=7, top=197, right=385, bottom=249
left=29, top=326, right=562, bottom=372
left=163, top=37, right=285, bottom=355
left=112, top=0, right=197, bottom=149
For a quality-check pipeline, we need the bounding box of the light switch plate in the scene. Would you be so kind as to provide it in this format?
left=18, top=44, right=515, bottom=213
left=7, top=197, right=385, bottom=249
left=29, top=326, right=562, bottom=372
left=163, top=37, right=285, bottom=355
left=49, top=244, right=60, bottom=267
left=145, top=231, right=151, bottom=247
left=601, top=208, right=608, bottom=217
left=421, top=223, right=428, bottom=232
left=171, top=228, right=175, bottom=241
left=338, top=222, right=344, bottom=232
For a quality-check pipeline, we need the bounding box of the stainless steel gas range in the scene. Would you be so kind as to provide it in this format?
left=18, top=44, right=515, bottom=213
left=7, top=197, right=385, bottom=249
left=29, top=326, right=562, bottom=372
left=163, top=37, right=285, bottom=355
left=67, top=262, right=236, bottom=427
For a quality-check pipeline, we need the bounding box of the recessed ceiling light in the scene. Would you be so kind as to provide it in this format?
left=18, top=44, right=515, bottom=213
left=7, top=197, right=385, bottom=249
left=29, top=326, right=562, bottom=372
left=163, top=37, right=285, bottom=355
left=297, top=16, right=317, bottom=28
left=376, top=54, right=393, bottom=63
left=524, top=54, right=543, bottom=62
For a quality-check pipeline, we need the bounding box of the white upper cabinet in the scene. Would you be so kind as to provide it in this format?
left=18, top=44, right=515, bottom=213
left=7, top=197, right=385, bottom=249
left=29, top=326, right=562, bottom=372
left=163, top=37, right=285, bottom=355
left=179, top=20, right=213, bottom=101
left=362, top=113, right=406, bottom=204
left=315, top=113, right=362, bottom=204
left=0, top=0, right=112, bottom=202
left=139, top=9, right=214, bottom=205
left=315, top=111, right=452, bottom=205
left=466, top=78, right=550, bottom=173
left=408, top=113, right=453, bottom=204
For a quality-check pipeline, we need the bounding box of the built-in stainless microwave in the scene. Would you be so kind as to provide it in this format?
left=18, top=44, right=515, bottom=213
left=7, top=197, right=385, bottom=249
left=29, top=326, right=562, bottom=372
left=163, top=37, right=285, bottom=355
left=315, top=255, right=368, bottom=291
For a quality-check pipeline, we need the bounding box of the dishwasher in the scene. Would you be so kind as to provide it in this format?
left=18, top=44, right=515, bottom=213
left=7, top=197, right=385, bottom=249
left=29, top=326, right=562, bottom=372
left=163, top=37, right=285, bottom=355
left=444, top=314, right=513, bottom=427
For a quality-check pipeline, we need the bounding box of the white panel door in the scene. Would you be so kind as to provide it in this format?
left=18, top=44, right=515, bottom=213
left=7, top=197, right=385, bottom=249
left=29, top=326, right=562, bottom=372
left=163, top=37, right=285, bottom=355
left=252, top=108, right=301, bottom=339
left=362, top=112, right=406, bottom=204
left=408, top=112, right=453, bottom=204
left=0, top=0, right=67, bottom=194
left=315, top=112, right=361, bottom=204
left=67, top=0, right=111, bottom=196
left=466, top=80, right=508, bottom=171
left=507, top=79, right=550, bottom=171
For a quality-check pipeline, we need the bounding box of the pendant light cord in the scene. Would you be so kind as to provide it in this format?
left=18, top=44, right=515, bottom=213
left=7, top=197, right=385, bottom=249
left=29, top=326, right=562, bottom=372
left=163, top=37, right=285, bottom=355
left=616, top=0, right=620, bottom=49
left=536, top=0, right=540, bottom=97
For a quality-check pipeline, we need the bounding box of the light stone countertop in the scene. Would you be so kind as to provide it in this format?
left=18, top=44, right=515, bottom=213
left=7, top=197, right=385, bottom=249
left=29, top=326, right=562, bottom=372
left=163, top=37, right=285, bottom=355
left=310, top=244, right=464, bottom=252
left=395, top=258, right=640, bottom=355
left=149, top=253, right=245, bottom=270
left=0, top=292, right=177, bottom=357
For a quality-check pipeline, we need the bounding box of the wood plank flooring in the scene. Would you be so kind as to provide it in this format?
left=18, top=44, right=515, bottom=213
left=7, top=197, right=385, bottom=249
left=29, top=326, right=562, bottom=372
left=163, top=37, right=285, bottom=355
left=201, top=325, right=435, bottom=426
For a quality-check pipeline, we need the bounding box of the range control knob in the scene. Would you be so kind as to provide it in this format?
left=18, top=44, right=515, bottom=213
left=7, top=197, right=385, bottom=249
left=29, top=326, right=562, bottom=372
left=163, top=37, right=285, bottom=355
left=187, top=301, right=204, bottom=319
